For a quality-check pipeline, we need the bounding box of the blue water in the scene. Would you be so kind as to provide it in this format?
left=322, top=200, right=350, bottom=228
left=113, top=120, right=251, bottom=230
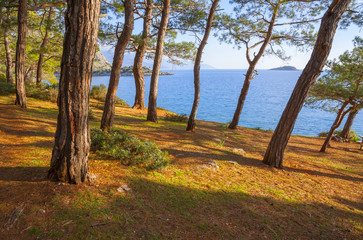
left=92, top=69, right=363, bottom=136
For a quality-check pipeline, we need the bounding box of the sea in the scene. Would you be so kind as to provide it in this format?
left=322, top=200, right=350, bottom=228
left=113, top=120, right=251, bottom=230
left=92, top=69, right=363, bottom=137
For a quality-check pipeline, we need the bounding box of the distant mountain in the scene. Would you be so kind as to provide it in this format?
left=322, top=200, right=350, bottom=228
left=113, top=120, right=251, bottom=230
left=93, top=51, right=112, bottom=72
left=270, top=66, right=298, bottom=71
left=93, top=51, right=173, bottom=76
left=100, top=47, right=216, bottom=70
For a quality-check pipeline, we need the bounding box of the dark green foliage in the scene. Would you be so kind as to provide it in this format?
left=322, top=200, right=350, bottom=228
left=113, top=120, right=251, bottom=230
left=115, top=96, right=129, bottom=107
left=318, top=129, right=359, bottom=141
left=90, top=84, right=107, bottom=101
left=90, top=84, right=129, bottom=107
left=90, top=128, right=169, bottom=170
left=163, top=113, right=188, bottom=123
left=0, top=77, right=15, bottom=95
left=306, top=37, right=363, bottom=112
left=25, top=85, right=58, bottom=102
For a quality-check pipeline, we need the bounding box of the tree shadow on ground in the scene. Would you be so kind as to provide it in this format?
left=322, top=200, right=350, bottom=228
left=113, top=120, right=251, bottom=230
left=0, top=167, right=48, bottom=182
left=48, top=177, right=363, bottom=240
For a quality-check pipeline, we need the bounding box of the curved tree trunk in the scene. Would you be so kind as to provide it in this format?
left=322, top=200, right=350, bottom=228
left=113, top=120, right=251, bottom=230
left=36, top=8, right=53, bottom=87
left=186, top=0, right=219, bottom=131
left=228, top=66, right=257, bottom=129
left=320, top=102, right=352, bottom=152
left=4, top=9, right=13, bottom=85
left=147, top=0, right=170, bottom=122
left=15, top=0, right=27, bottom=108
left=263, top=0, right=352, bottom=168
left=101, top=0, right=134, bottom=131
left=48, top=0, right=101, bottom=184
left=340, top=108, right=358, bottom=139
left=228, top=6, right=280, bottom=130
left=132, top=0, right=153, bottom=109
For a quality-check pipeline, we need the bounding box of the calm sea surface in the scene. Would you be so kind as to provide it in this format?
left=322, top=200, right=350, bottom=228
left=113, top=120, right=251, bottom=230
left=92, top=69, right=363, bottom=136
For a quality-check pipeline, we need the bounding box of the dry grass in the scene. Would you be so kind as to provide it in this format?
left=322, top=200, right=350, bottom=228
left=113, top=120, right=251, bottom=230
left=0, top=95, right=362, bottom=240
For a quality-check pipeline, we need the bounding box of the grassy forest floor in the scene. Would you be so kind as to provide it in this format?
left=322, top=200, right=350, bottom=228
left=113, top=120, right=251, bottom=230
left=0, top=95, right=362, bottom=240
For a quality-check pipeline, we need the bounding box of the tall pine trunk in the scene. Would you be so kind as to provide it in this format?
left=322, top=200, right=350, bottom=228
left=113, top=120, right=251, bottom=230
left=340, top=108, right=358, bottom=139
left=4, top=24, right=13, bottom=84
left=36, top=8, right=53, bottom=87
left=228, top=6, right=279, bottom=129
left=101, top=0, right=134, bottom=131
left=48, top=0, right=101, bottom=184
left=320, top=101, right=352, bottom=152
left=4, top=8, right=13, bottom=85
left=147, top=0, right=170, bottom=122
left=132, top=0, right=153, bottom=109
left=15, top=0, right=27, bottom=108
left=186, top=0, right=219, bottom=131
left=263, top=0, right=352, bottom=168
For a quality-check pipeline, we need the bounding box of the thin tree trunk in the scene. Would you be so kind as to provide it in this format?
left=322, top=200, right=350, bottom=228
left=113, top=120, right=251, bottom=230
left=228, top=66, right=257, bottom=129
left=263, top=0, right=352, bottom=168
left=4, top=8, right=13, bottom=85
left=228, top=6, right=280, bottom=129
left=48, top=0, right=101, bottom=184
left=15, top=0, right=27, bottom=108
left=147, top=0, right=170, bottom=122
left=101, top=0, right=134, bottom=131
left=186, top=0, right=219, bottom=131
left=132, top=0, right=153, bottom=109
left=25, top=66, right=34, bottom=84
left=340, top=108, right=358, bottom=139
left=36, top=8, right=53, bottom=87
left=320, top=102, right=352, bottom=152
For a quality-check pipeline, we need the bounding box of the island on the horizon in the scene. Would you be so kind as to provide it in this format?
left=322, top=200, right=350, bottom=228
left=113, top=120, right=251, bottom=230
left=92, top=51, right=174, bottom=76
left=269, top=66, right=298, bottom=71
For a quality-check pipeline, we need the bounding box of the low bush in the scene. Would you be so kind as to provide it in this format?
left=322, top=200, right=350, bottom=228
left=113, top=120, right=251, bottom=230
left=318, top=129, right=359, bottom=141
left=163, top=113, right=188, bottom=123
left=115, top=96, right=129, bottom=107
left=90, top=84, right=107, bottom=101
left=90, top=128, right=169, bottom=170
left=90, top=84, right=129, bottom=107
left=0, top=82, right=15, bottom=96
left=25, top=85, right=58, bottom=102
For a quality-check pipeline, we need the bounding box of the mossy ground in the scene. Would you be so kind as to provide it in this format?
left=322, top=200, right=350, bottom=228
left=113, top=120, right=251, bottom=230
left=0, top=95, right=362, bottom=240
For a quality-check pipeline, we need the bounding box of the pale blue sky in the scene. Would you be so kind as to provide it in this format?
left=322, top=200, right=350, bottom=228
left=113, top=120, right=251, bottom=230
left=196, top=0, right=363, bottom=69
left=108, top=0, right=362, bottom=69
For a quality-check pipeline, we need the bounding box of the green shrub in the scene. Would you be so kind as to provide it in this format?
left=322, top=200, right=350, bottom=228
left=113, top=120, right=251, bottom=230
left=90, top=84, right=129, bottom=107
left=90, top=128, right=169, bottom=170
left=163, top=113, right=188, bottom=123
left=90, top=84, right=107, bottom=101
left=318, top=129, right=359, bottom=141
left=0, top=82, right=15, bottom=96
left=115, top=96, right=129, bottom=107
left=25, top=84, right=58, bottom=102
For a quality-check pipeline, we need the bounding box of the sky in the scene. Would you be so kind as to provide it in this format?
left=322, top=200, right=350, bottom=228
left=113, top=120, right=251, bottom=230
left=106, top=0, right=362, bottom=70
left=188, top=0, right=363, bottom=69
left=201, top=24, right=362, bottom=69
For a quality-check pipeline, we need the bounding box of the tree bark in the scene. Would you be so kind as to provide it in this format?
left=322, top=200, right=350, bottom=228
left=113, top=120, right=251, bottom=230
left=228, top=6, right=280, bottom=129
left=4, top=8, right=13, bottom=85
left=132, top=0, right=153, bottom=109
left=15, top=0, right=27, bottom=108
left=36, top=8, right=53, bottom=87
left=263, top=0, right=352, bottom=168
left=186, top=0, right=219, bottom=131
left=320, top=102, right=352, bottom=152
left=147, top=0, right=170, bottom=122
left=340, top=108, right=358, bottom=139
left=101, top=0, right=134, bottom=131
left=48, top=0, right=101, bottom=184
